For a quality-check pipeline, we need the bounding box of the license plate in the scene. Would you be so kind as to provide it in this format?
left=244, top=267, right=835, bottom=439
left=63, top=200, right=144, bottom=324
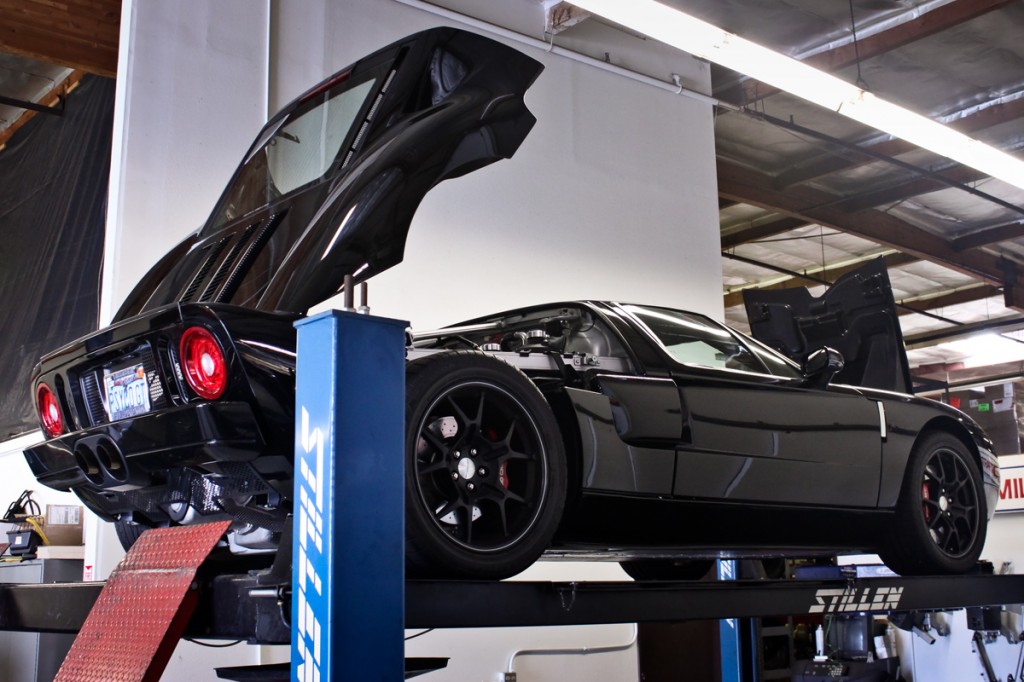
left=103, top=363, right=152, bottom=421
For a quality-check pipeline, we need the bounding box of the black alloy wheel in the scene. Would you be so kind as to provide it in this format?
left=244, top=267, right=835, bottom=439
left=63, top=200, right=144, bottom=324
left=404, top=351, right=567, bottom=579
left=882, top=432, right=987, bottom=575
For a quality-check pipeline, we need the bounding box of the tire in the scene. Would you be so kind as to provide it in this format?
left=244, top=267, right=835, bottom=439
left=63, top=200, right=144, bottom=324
left=114, top=520, right=147, bottom=551
left=881, top=432, right=987, bottom=575
left=404, top=351, right=567, bottom=579
left=620, top=559, right=715, bottom=581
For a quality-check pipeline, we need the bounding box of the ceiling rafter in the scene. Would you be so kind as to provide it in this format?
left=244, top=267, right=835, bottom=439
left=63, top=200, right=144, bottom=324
left=722, top=251, right=917, bottom=308
left=717, top=159, right=1024, bottom=308
left=833, top=165, right=989, bottom=213
left=952, top=219, right=1024, bottom=251
left=896, top=284, right=1003, bottom=316
left=721, top=216, right=809, bottom=249
left=713, top=0, right=1014, bottom=105
left=0, top=0, right=120, bottom=78
left=775, top=95, right=1024, bottom=189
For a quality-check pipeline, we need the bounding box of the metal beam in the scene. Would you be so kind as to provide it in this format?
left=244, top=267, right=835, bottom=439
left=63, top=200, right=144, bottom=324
left=904, top=315, right=1024, bottom=349
left=834, top=165, right=988, bottom=213
left=0, top=93, right=63, bottom=115
left=0, top=70, right=84, bottom=152
left=714, top=0, right=1015, bottom=106
left=6, top=574, right=1024, bottom=636
left=721, top=216, right=809, bottom=249
left=953, top=220, right=1024, bottom=251
left=716, top=159, right=1024, bottom=309
left=775, top=94, right=1024, bottom=189
left=897, top=284, right=1003, bottom=315
left=722, top=252, right=917, bottom=309
left=743, top=110, right=1024, bottom=219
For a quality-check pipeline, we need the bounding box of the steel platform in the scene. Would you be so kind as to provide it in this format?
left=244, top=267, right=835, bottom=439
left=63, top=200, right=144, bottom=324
left=1, top=571, right=1022, bottom=641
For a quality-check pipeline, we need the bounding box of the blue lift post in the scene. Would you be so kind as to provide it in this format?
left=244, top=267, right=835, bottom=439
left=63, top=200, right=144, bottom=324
left=718, top=559, right=743, bottom=682
left=292, top=310, right=408, bottom=681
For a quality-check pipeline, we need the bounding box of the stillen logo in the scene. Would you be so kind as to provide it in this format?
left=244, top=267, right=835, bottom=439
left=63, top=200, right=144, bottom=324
left=295, top=406, right=326, bottom=682
left=809, top=586, right=904, bottom=614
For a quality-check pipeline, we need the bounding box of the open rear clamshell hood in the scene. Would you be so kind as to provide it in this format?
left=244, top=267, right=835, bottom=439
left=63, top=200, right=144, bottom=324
left=743, top=257, right=913, bottom=393
left=115, top=28, right=543, bottom=320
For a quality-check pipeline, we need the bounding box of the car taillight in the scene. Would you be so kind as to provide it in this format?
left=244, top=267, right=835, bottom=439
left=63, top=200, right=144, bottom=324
left=180, top=327, right=228, bottom=399
left=37, top=383, right=64, bottom=438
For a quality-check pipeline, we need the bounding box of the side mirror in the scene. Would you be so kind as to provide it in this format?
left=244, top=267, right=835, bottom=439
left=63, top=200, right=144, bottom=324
left=804, top=347, right=844, bottom=386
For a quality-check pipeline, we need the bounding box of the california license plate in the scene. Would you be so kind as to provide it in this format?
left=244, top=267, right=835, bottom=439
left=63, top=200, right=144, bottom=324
left=103, top=363, right=151, bottom=421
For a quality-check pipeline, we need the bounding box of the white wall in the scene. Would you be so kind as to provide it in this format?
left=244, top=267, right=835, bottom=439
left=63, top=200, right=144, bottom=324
left=98, top=0, right=721, bottom=680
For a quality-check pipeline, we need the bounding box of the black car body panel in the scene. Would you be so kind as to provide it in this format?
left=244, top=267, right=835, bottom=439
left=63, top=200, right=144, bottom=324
left=418, top=300, right=998, bottom=564
left=25, top=303, right=299, bottom=527
left=115, top=28, right=543, bottom=320
left=743, top=257, right=914, bottom=393
left=24, top=30, right=999, bottom=576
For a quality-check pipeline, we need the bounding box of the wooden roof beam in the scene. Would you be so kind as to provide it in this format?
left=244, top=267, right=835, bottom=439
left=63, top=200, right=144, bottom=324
left=952, top=220, right=1024, bottom=251
left=833, top=165, right=989, bottom=213
left=722, top=251, right=917, bottom=309
left=896, top=284, right=1003, bottom=316
left=716, top=159, right=1024, bottom=310
left=720, top=216, right=809, bottom=249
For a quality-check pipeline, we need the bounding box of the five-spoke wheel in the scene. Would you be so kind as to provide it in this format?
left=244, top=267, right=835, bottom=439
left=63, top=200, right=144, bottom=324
left=404, top=351, right=566, bottom=579
left=882, top=432, right=986, bottom=575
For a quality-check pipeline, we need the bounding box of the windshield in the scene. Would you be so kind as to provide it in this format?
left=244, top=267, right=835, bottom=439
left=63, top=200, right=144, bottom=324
left=209, top=71, right=381, bottom=230
left=623, top=304, right=803, bottom=378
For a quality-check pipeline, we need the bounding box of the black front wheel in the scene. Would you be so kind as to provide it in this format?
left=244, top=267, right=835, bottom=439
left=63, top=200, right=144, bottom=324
left=404, top=351, right=567, bottom=579
left=881, top=432, right=987, bottom=575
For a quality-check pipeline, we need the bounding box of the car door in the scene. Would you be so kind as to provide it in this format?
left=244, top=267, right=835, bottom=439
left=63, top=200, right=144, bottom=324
left=619, top=304, right=883, bottom=507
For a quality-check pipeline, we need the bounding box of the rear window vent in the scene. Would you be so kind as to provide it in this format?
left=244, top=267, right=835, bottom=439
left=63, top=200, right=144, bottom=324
left=200, top=224, right=257, bottom=302
left=215, top=213, right=284, bottom=304
left=180, top=236, right=232, bottom=303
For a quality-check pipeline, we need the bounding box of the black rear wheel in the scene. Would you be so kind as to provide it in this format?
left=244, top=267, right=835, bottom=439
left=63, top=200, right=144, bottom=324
left=404, top=351, right=567, bottom=579
left=881, top=432, right=987, bottom=575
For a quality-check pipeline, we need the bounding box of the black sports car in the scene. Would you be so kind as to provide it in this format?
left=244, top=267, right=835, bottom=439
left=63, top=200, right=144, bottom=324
left=24, top=28, right=999, bottom=580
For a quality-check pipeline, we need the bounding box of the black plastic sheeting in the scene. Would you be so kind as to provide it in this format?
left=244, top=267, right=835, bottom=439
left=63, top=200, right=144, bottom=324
left=0, top=75, right=114, bottom=439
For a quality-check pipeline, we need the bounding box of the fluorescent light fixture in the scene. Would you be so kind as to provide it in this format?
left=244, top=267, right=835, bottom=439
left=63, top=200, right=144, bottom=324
left=571, top=0, right=1024, bottom=191
left=946, top=333, right=1024, bottom=368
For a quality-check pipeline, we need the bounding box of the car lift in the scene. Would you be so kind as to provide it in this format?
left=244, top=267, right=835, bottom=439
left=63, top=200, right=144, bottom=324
left=0, top=309, right=1021, bottom=681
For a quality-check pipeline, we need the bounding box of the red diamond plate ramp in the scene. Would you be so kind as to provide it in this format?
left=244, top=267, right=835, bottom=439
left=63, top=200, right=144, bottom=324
left=54, top=520, right=231, bottom=682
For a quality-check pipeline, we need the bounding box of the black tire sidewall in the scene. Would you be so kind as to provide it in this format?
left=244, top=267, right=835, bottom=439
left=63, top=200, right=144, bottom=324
left=404, top=351, right=567, bottom=579
left=888, top=432, right=987, bottom=575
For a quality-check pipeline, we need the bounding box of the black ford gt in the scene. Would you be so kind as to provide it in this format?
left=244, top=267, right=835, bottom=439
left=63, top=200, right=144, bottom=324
left=24, top=28, right=999, bottom=579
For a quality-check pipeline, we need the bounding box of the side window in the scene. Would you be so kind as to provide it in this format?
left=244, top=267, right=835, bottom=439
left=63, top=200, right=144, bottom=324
left=623, top=305, right=767, bottom=374
left=745, top=335, right=805, bottom=379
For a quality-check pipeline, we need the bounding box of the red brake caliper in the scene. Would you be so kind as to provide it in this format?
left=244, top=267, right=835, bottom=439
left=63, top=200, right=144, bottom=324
left=921, top=482, right=932, bottom=523
left=485, top=428, right=510, bottom=489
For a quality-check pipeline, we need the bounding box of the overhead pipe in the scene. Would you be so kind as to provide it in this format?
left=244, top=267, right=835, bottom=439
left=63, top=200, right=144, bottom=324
left=392, top=0, right=731, bottom=110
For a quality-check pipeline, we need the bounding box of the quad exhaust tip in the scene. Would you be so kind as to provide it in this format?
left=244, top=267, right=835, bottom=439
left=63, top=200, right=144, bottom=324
left=74, top=437, right=130, bottom=486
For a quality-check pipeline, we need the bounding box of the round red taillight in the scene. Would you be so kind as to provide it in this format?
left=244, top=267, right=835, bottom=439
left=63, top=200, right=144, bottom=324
left=180, top=327, right=228, bottom=400
left=37, top=383, right=64, bottom=438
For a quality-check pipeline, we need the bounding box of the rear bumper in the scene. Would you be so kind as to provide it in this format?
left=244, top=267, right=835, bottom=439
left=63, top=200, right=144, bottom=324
left=24, top=401, right=266, bottom=492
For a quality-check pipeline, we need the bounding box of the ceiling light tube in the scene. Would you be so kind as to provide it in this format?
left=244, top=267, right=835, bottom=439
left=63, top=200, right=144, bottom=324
left=572, top=0, right=1024, bottom=191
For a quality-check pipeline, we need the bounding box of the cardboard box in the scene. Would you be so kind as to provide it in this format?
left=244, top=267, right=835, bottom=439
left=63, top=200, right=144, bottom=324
left=43, top=504, right=84, bottom=546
